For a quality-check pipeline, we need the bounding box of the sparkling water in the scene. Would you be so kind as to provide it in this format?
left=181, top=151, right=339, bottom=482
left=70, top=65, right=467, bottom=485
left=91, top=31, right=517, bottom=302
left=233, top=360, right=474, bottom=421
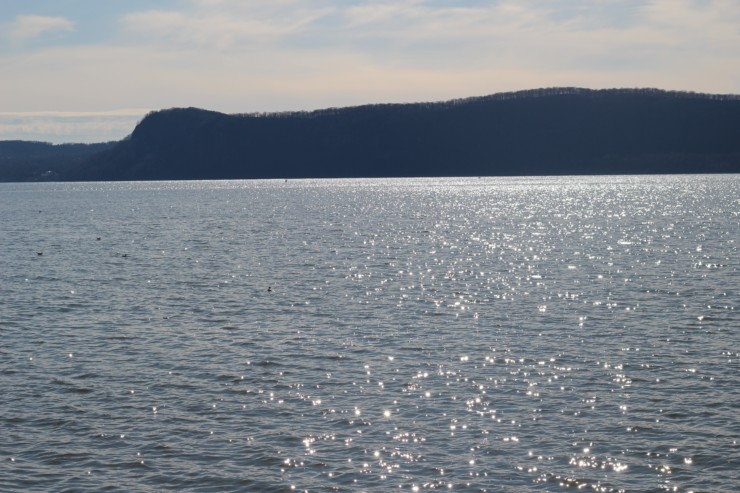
left=1, top=175, right=737, bottom=492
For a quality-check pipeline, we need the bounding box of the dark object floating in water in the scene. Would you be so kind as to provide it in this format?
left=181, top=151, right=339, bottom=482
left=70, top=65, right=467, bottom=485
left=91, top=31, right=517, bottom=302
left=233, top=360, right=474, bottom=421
left=267, top=286, right=272, bottom=292
left=96, top=237, right=101, bottom=241
left=36, top=252, right=43, bottom=256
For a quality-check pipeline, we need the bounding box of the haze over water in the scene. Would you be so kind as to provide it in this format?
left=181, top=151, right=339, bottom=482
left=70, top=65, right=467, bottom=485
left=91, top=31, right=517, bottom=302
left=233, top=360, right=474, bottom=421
left=1, top=175, right=737, bottom=492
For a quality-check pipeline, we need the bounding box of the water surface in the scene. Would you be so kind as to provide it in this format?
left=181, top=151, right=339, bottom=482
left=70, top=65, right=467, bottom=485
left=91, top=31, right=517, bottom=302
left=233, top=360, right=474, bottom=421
left=1, top=175, right=738, bottom=492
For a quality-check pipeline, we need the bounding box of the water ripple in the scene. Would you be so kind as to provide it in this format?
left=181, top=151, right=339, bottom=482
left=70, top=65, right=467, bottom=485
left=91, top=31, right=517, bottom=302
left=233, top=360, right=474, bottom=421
left=0, top=175, right=738, bottom=492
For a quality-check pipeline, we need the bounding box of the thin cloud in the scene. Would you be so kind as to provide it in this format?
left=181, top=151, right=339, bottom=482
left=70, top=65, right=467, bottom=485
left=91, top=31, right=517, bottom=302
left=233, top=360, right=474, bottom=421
left=0, top=110, right=149, bottom=144
left=0, top=109, right=151, bottom=118
left=7, top=15, right=75, bottom=43
left=639, top=0, right=740, bottom=44
left=115, top=0, right=740, bottom=71
left=121, top=3, right=335, bottom=50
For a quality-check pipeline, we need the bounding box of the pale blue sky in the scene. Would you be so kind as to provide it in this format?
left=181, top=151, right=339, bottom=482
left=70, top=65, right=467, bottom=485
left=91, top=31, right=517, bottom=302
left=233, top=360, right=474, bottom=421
left=1, top=0, right=739, bottom=142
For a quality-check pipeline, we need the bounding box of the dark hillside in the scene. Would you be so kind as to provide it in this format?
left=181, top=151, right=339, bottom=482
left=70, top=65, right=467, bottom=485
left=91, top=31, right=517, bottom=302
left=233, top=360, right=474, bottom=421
left=0, top=141, right=115, bottom=181
left=10, top=88, right=740, bottom=181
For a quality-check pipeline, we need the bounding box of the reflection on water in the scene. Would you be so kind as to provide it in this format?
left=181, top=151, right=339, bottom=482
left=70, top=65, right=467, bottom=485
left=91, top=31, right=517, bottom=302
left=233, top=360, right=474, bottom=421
left=0, top=175, right=738, bottom=492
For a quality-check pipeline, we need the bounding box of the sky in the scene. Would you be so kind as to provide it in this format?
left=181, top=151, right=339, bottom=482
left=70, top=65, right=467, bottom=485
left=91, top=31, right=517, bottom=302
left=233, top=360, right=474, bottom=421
left=1, top=0, right=739, bottom=143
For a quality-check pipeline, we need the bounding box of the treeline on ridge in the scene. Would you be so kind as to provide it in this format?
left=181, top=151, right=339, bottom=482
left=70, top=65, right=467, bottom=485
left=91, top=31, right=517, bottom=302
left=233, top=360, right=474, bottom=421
left=0, top=141, right=115, bottom=182
left=2, top=87, right=739, bottom=181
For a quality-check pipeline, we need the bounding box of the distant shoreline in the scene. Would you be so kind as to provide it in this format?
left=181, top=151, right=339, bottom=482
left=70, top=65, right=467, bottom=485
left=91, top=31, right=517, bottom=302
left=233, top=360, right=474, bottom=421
left=2, top=88, right=739, bottom=182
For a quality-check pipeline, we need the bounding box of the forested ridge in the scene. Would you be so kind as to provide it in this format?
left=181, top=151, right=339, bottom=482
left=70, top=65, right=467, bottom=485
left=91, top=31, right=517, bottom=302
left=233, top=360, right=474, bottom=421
left=3, top=88, right=740, bottom=181
left=0, top=141, right=115, bottom=182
